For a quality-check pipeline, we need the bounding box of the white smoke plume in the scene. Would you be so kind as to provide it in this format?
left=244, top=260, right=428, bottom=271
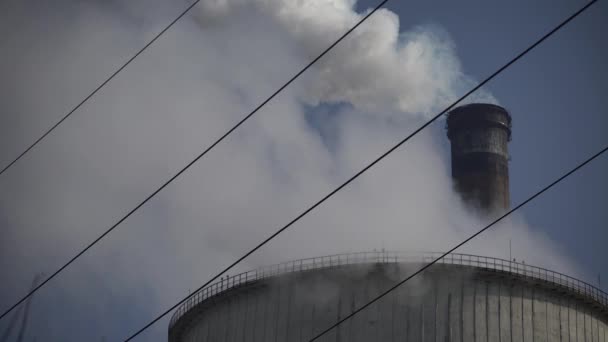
left=197, top=0, right=497, bottom=116
left=0, top=0, right=582, bottom=341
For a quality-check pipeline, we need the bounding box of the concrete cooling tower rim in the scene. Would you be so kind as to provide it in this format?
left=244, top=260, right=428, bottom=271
left=169, top=251, right=608, bottom=330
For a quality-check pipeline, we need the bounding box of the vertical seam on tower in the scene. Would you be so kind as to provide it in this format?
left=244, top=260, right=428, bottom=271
left=545, top=294, right=549, bottom=341
left=405, top=304, right=410, bottom=341
left=521, top=286, right=524, bottom=342
left=285, top=277, right=293, bottom=342
left=461, top=279, right=465, bottom=342
left=474, top=282, right=477, bottom=342
left=498, top=281, right=502, bottom=342
left=447, top=292, right=452, bottom=342
left=262, top=289, right=268, bottom=341
left=486, top=282, right=489, bottom=342
left=573, top=298, right=576, bottom=342
left=421, top=303, right=425, bottom=341
left=391, top=286, right=396, bottom=342
left=509, top=283, right=513, bottom=342
left=336, top=290, right=342, bottom=342
left=568, top=298, right=571, bottom=342
left=349, top=292, right=355, bottom=342
left=223, top=298, right=232, bottom=341
left=224, top=297, right=232, bottom=342
left=532, top=288, right=535, bottom=342
left=274, top=279, right=281, bottom=342
left=252, top=289, right=259, bottom=342
left=242, top=293, right=250, bottom=342
left=310, top=304, right=316, bottom=340
left=205, top=300, right=211, bottom=341
left=435, top=280, right=439, bottom=342
left=559, top=296, right=562, bottom=342
left=584, top=307, right=587, bottom=342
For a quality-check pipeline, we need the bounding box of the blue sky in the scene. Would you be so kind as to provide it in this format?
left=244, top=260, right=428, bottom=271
left=0, top=0, right=606, bottom=341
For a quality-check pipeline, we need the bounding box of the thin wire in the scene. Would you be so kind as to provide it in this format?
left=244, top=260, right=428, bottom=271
left=0, top=0, right=394, bottom=323
left=309, top=144, right=608, bottom=341
left=0, top=0, right=202, bottom=177
left=124, top=1, right=598, bottom=340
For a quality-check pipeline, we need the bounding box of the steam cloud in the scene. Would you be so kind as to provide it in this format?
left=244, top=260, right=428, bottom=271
left=197, top=0, right=497, bottom=116
left=0, top=0, right=580, bottom=340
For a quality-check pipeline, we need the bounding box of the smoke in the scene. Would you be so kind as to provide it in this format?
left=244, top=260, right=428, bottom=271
left=0, top=0, right=581, bottom=341
left=196, top=0, right=497, bottom=116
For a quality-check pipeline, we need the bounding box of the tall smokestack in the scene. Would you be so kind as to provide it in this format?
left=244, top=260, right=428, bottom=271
left=447, top=103, right=511, bottom=214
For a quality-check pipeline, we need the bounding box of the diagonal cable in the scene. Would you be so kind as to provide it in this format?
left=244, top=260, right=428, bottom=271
left=0, top=0, right=201, bottom=177
left=309, top=144, right=608, bottom=341
left=0, top=0, right=398, bottom=322
left=123, top=1, right=598, bottom=340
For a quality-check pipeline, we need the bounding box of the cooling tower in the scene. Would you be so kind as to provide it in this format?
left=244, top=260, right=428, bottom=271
left=168, top=252, right=608, bottom=342
left=447, top=103, right=512, bottom=214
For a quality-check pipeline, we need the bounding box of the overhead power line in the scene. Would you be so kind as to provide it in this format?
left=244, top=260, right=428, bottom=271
left=0, top=0, right=202, bottom=177
left=309, top=144, right=608, bottom=341
left=123, top=1, right=598, bottom=340
left=0, top=0, right=397, bottom=322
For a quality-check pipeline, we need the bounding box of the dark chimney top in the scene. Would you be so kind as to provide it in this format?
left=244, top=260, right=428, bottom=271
left=446, top=103, right=512, bottom=214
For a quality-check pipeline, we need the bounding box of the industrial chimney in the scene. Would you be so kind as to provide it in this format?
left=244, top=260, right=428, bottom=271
left=447, top=103, right=511, bottom=214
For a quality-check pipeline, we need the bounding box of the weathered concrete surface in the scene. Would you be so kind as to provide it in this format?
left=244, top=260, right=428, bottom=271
left=171, top=263, right=608, bottom=342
